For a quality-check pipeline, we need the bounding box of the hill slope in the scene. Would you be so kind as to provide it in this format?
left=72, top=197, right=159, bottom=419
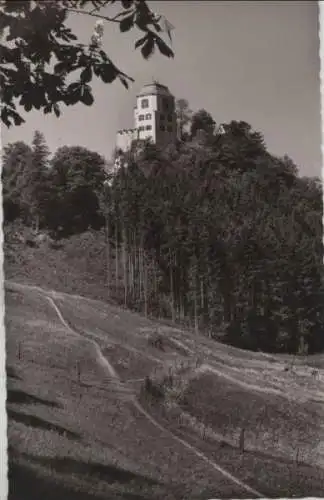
left=4, top=226, right=324, bottom=498
left=5, top=275, right=324, bottom=499
left=4, top=227, right=117, bottom=303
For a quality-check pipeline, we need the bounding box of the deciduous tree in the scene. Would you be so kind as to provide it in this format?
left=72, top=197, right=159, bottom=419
left=47, top=145, right=106, bottom=235
left=1, top=0, right=174, bottom=126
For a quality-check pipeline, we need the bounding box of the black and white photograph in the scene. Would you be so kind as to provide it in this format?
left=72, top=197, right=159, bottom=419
left=1, top=1, right=323, bottom=499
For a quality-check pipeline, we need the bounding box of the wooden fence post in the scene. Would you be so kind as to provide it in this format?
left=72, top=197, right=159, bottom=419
left=295, top=448, right=300, bottom=466
left=202, top=426, right=206, bottom=441
left=76, top=361, right=81, bottom=384
left=239, top=428, right=245, bottom=453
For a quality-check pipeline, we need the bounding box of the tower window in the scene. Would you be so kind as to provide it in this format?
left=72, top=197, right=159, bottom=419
left=168, top=114, right=172, bottom=122
left=141, top=99, right=149, bottom=109
left=138, top=114, right=144, bottom=121
left=167, top=125, right=173, bottom=132
left=160, top=114, right=165, bottom=121
left=138, top=126, right=144, bottom=131
left=160, top=125, right=165, bottom=131
left=146, top=125, right=152, bottom=130
left=145, top=113, right=152, bottom=120
left=162, top=98, right=169, bottom=110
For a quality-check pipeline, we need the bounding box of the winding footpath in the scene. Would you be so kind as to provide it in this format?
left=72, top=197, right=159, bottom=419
left=7, top=280, right=263, bottom=498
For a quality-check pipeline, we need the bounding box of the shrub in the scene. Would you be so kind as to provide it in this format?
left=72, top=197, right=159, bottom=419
left=147, top=331, right=165, bottom=351
left=142, top=375, right=165, bottom=401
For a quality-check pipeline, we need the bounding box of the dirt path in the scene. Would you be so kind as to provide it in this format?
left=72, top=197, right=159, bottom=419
left=200, top=363, right=285, bottom=398
left=168, top=336, right=310, bottom=401
left=46, top=296, right=118, bottom=379
left=48, top=295, right=263, bottom=498
left=8, top=281, right=263, bottom=498
left=170, top=337, right=195, bottom=355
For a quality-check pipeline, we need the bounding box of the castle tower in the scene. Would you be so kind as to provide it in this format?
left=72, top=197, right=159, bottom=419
left=134, top=81, right=177, bottom=147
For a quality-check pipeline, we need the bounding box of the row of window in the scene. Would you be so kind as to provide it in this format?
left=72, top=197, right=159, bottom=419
left=158, top=113, right=173, bottom=122
left=162, top=98, right=170, bottom=111
left=138, top=125, right=152, bottom=131
left=138, top=113, right=152, bottom=121
left=160, top=125, right=173, bottom=132
left=141, top=98, right=171, bottom=110
left=138, top=124, right=173, bottom=133
left=138, top=113, right=173, bottom=122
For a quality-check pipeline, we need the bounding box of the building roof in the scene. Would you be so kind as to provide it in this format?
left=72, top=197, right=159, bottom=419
left=137, top=82, right=173, bottom=98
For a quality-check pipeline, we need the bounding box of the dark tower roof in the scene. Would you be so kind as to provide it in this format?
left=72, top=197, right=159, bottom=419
left=137, top=82, right=173, bottom=98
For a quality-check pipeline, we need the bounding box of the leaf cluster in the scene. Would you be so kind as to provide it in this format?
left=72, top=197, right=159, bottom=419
left=0, top=0, right=174, bottom=126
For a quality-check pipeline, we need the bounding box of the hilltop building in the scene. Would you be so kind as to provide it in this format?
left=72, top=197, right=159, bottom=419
left=116, top=82, right=178, bottom=157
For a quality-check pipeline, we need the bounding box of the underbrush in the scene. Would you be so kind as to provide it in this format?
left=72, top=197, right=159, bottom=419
left=4, top=224, right=221, bottom=342
left=140, top=357, right=202, bottom=404
left=5, top=221, right=324, bottom=358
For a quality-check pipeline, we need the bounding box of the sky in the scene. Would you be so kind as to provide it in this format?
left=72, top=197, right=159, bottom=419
left=2, top=1, right=322, bottom=177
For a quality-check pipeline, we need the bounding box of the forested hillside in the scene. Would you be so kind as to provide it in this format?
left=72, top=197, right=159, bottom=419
left=3, top=111, right=323, bottom=355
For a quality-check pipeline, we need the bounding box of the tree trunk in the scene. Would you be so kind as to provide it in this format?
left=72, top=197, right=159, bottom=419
left=115, top=223, right=119, bottom=291
left=35, top=213, right=40, bottom=233
left=139, top=246, right=143, bottom=301
left=122, top=225, right=127, bottom=306
left=134, top=242, right=139, bottom=301
left=170, top=256, right=175, bottom=322
left=144, top=258, right=148, bottom=317
left=194, top=285, right=199, bottom=335
left=153, top=261, right=157, bottom=294
left=130, top=247, right=135, bottom=298
left=221, top=279, right=233, bottom=323
left=179, top=292, right=185, bottom=322
left=200, top=280, right=204, bottom=309
left=105, top=210, right=111, bottom=298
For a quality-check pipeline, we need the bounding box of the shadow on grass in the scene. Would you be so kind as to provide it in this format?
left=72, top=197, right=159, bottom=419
left=7, top=389, right=61, bottom=409
left=8, top=454, right=168, bottom=500
left=8, top=460, right=151, bottom=500
left=27, top=455, right=160, bottom=487
left=7, top=409, right=79, bottom=440
left=6, top=366, right=22, bottom=380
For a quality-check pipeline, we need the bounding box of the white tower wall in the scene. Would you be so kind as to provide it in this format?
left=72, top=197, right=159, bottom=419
left=115, top=82, right=177, bottom=160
